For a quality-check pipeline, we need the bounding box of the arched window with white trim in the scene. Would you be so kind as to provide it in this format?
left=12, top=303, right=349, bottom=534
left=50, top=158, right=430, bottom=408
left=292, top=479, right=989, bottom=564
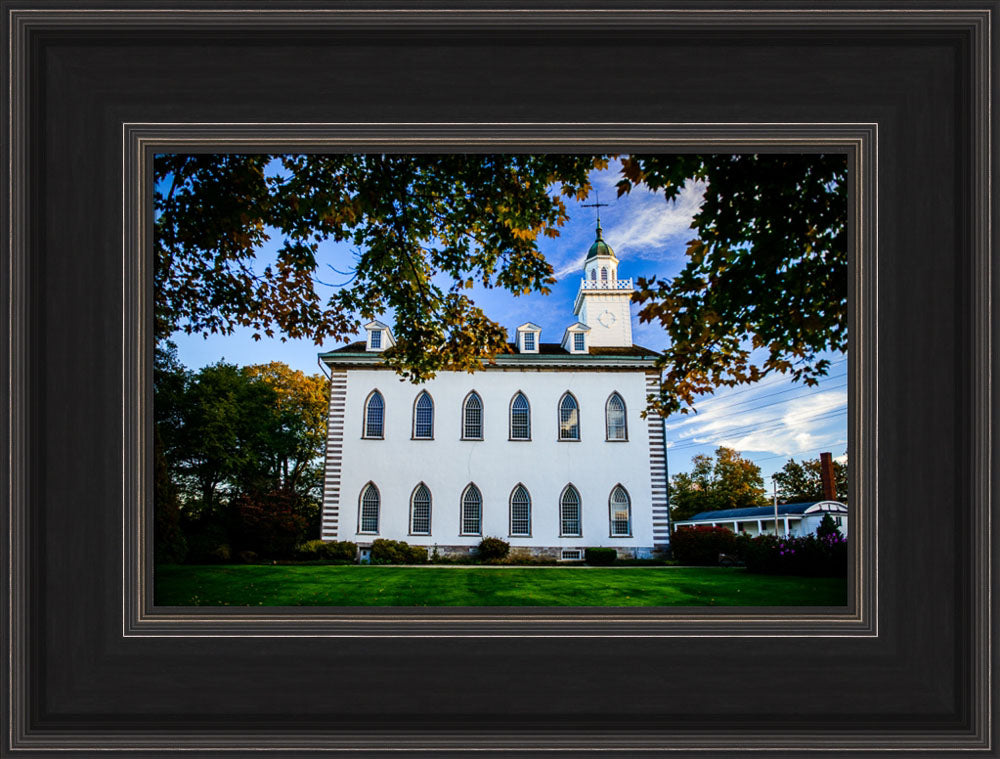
left=509, top=392, right=531, bottom=440
left=461, top=484, right=482, bottom=536
left=359, top=482, right=380, bottom=534
left=605, top=392, right=627, bottom=441
left=410, top=483, right=432, bottom=535
left=601, top=266, right=608, bottom=284
left=412, top=391, right=434, bottom=439
left=560, top=484, right=582, bottom=537
left=462, top=391, right=483, bottom=440
left=609, top=485, right=632, bottom=537
left=509, top=484, right=531, bottom=537
left=590, top=268, right=597, bottom=281
left=363, top=390, right=384, bottom=439
left=559, top=392, right=580, bottom=441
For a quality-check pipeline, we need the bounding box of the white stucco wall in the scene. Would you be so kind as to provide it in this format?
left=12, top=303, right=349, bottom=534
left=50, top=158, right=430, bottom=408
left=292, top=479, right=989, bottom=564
left=576, top=288, right=634, bottom=347
left=325, top=367, right=656, bottom=552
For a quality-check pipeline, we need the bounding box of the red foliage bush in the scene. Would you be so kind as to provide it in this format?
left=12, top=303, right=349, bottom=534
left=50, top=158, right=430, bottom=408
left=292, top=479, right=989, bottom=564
left=233, top=487, right=311, bottom=558
left=670, top=525, right=738, bottom=565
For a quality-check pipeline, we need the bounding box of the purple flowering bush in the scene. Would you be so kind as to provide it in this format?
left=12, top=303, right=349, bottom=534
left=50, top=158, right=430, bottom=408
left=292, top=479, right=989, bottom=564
left=736, top=531, right=847, bottom=576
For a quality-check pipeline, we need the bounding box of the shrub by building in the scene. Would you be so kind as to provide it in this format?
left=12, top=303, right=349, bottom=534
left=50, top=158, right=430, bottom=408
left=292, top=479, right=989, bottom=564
left=370, top=539, right=428, bottom=564
left=670, top=525, right=739, bottom=566
left=585, top=547, right=617, bottom=565
left=736, top=532, right=847, bottom=576
left=477, top=537, right=510, bottom=562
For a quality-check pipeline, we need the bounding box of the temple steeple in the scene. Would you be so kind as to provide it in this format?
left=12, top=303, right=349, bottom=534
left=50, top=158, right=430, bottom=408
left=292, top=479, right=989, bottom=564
left=573, top=224, right=634, bottom=347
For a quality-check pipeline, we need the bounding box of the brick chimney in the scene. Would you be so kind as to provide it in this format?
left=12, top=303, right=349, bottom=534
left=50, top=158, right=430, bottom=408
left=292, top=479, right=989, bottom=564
left=819, top=452, right=837, bottom=501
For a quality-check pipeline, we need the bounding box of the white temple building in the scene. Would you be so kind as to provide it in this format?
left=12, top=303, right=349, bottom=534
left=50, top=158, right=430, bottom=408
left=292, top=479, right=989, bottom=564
left=318, top=223, right=669, bottom=559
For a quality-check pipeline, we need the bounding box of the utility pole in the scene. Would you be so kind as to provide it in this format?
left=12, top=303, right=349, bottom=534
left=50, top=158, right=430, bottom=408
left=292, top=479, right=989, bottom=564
left=773, top=477, right=780, bottom=537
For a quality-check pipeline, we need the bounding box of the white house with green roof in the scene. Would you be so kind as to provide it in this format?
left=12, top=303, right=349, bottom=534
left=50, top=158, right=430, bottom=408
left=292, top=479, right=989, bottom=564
left=317, top=224, right=669, bottom=560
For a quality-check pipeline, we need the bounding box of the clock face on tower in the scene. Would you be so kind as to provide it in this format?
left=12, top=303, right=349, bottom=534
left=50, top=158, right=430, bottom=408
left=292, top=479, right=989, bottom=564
left=598, top=310, right=616, bottom=328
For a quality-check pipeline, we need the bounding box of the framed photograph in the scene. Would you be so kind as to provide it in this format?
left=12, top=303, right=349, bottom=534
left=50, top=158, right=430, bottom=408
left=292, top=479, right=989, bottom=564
left=4, top=3, right=994, bottom=756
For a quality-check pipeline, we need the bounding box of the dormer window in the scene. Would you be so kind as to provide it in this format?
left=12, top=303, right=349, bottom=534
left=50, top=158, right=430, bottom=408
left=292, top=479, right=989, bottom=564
left=515, top=323, right=541, bottom=353
left=561, top=323, right=590, bottom=354
left=363, top=321, right=394, bottom=352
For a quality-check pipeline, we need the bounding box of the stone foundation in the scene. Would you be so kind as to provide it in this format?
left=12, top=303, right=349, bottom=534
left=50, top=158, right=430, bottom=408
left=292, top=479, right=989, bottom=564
left=424, top=545, right=651, bottom=560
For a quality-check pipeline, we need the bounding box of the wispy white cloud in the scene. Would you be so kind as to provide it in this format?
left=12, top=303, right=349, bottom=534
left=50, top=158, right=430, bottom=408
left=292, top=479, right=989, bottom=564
left=603, top=178, right=706, bottom=261
left=666, top=387, right=847, bottom=457
left=548, top=168, right=706, bottom=280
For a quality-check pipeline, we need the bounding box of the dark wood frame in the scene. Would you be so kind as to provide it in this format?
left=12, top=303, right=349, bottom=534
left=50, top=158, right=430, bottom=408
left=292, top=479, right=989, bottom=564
left=3, top=3, right=994, bottom=756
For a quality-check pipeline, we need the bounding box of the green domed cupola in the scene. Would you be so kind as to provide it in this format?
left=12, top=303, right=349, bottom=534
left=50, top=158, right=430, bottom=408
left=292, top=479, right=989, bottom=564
left=585, top=222, right=617, bottom=262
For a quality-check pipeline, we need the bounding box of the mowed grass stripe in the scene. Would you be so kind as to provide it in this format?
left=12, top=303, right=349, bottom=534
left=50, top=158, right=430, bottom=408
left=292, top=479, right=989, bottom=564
left=154, top=565, right=847, bottom=607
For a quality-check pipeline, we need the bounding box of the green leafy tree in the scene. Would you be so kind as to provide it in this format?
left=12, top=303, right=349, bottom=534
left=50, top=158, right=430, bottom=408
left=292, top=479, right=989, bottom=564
left=772, top=455, right=848, bottom=503
left=815, top=513, right=842, bottom=540
left=619, top=154, right=847, bottom=415
left=243, top=362, right=330, bottom=499
left=155, top=154, right=602, bottom=382
left=156, top=153, right=846, bottom=412
left=670, top=446, right=767, bottom=521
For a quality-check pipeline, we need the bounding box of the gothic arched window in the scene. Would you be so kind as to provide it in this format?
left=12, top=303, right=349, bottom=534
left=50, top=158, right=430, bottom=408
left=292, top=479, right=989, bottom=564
left=509, top=392, right=531, bottom=440
left=461, top=484, right=483, bottom=536
left=560, top=484, right=582, bottom=537
left=363, top=390, right=384, bottom=439
left=606, top=393, right=627, bottom=441
left=609, top=485, right=632, bottom=537
left=359, top=482, right=380, bottom=534
left=509, top=484, right=531, bottom=537
left=413, top=391, right=434, bottom=439
left=410, top=483, right=432, bottom=535
left=462, top=391, right=483, bottom=440
left=558, top=392, right=580, bottom=441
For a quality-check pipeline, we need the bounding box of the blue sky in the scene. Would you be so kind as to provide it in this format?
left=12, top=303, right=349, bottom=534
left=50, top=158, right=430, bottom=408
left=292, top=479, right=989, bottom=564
left=166, top=159, right=847, bottom=483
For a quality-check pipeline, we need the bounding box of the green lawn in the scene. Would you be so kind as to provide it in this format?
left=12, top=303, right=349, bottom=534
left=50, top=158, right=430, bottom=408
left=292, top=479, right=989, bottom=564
left=155, top=564, right=847, bottom=607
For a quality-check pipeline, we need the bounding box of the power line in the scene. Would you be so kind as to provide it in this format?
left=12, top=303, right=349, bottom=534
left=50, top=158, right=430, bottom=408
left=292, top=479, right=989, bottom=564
left=666, top=408, right=847, bottom=453
left=680, top=371, right=847, bottom=415
left=677, top=357, right=847, bottom=406
left=745, top=445, right=849, bottom=465
left=666, top=381, right=847, bottom=431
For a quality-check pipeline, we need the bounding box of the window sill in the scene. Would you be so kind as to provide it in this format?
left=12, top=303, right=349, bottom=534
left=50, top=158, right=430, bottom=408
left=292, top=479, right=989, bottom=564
left=410, top=437, right=434, bottom=441
left=605, top=438, right=629, bottom=443
left=507, top=437, right=532, bottom=442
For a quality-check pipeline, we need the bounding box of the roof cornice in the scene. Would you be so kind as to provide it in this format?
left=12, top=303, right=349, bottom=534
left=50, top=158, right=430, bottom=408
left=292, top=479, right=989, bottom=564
left=318, top=351, right=659, bottom=371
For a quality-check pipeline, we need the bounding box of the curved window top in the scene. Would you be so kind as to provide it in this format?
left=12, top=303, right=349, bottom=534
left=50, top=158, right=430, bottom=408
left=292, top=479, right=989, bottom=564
left=590, top=268, right=597, bottom=281
left=601, top=267, right=608, bottom=283
left=606, top=392, right=627, bottom=441
left=559, top=393, right=580, bottom=441
left=413, top=391, right=434, bottom=439
left=463, top=392, right=483, bottom=440
left=610, top=485, right=631, bottom=537
left=560, top=484, right=582, bottom=537
left=510, top=392, right=531, bottom=440
left=359, top=482, right=380, bottom=534
left=410, top=483, right=432, bottom=535
left=509, top=484, right=531, bottom=537
left=461, top=483, right=483, bottom=536
left=364, top=390, right=384, bottom=439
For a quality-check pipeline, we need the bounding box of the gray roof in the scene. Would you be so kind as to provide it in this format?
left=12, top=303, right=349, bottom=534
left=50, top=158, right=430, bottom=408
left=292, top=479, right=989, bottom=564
left=684, top=501, right=845, bottom=522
